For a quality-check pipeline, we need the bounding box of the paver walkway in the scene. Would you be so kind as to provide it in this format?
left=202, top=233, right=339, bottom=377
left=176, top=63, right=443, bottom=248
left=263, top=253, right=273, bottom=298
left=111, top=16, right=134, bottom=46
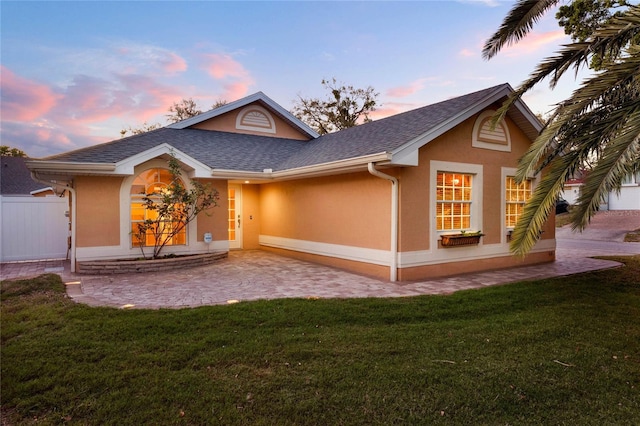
left=2, top=210, right=638, bottom=309
left=1, top=248, right=634, bottom=310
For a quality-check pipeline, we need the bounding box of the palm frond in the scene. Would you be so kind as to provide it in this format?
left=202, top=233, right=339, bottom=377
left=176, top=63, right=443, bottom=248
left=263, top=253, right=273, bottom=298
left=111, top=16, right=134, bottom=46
left=516, top=51, right=640, bottom=182
left=483, top=0, right=559, bottom=59
left=488, top=4, right=640, bottom=255
left=491, top=5, right=640, bottom=128
left=510, top=150, right=582, bottom=256
left=571, top=109, right=640, bottom=230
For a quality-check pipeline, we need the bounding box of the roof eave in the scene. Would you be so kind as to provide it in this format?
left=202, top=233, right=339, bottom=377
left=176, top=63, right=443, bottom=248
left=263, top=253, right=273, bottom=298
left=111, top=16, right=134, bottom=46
left=212, top=152, right=393, bottom=182
left=25, top=160, right=116, bottom=176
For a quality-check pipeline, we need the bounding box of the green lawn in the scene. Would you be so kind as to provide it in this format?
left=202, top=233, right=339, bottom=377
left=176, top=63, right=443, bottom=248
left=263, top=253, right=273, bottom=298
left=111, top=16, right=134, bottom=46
left=2, top=256, right=639, bottom=425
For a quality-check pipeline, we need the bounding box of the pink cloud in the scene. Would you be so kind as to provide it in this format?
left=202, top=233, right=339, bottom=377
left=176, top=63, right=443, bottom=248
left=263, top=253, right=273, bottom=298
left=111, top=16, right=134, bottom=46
left=220, top=82, right=251, bottom=102
left=459, top=48, right=475, bottom=58
left=160, top=52, right=187, bottom=74
left=115, top=74, right=184, bottom=121
left=502, top=30, right=567, bottom=57
left=113, top=44, right=188, bottom=76
left=52, top=73, right=184, bottom=127
left=201, top=53, right=249, bottom=79
left=199, top=53, right=255, bottom=101
left=369, top=102, right=420, bottom=120
left=386, top=79, right=428, bottom=98
left=1, top=120, right=99, bottom=158
left=2, top=51, right=255, bottom=157
left=1, top=66, right=61, bottom=121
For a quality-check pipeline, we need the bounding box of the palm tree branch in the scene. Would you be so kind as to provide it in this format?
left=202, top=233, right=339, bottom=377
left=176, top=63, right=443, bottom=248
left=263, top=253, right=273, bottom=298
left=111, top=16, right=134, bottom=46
left=571, top=109, right=640, bottom=230
left=509, top=150, right=582, bottom=255
left=483, top=0, right=560, bottom=59
left=490, top=5, right=640, bottom=129
left=515, top=45, right=640, bottom=181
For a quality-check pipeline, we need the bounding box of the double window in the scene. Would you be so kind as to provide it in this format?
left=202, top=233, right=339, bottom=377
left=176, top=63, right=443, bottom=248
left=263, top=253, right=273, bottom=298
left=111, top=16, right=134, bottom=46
left=130, top=168, right=187, bottom=247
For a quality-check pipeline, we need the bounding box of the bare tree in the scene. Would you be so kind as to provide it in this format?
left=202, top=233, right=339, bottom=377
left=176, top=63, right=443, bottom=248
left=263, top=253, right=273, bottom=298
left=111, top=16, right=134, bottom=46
left=292, top=78, right=379, bottom=135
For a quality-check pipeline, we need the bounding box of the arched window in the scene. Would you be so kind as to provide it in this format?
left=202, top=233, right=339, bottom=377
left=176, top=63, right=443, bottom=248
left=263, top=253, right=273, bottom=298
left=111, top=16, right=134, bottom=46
left=130, top=168, right=187, bottom=248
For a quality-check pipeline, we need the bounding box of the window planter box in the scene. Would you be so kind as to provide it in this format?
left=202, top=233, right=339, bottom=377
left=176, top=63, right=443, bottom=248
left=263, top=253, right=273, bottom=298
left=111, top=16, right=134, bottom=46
left=440, top=233, right=484, bottom=247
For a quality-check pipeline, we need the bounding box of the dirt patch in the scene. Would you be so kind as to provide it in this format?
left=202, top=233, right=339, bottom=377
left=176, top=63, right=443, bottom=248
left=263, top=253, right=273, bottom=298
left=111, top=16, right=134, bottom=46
left=624, top=229, right=640, bottom=242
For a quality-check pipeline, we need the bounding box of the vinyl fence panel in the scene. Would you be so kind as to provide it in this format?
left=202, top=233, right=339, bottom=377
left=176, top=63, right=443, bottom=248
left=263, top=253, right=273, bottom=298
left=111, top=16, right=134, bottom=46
left=0, top=196, right=69, bottom=262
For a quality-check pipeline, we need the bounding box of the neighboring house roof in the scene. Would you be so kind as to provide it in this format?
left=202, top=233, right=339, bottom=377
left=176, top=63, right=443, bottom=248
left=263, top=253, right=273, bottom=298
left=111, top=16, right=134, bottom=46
left=1, top=156, right=51, bottom=195
left=27, top=83, right=542, bottom=181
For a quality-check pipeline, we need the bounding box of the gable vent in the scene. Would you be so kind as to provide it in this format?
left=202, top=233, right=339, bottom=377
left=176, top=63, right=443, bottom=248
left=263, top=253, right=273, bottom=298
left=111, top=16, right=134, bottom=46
left=478, top=119, right=507, bottom=144
left=236, top=105, right=276, bottom=134
left=472, top=110, right=511, bottom=152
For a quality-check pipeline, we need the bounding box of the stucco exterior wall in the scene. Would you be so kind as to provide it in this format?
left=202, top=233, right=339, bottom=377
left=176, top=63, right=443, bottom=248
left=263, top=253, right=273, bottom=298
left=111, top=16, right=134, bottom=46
left=241, top=184, right=261, bottom=249
left=259, top=172, right=391, bottom=249
left=398, top=109, right=553, bottom=252
left=192, top=101, right=310, bottom=140
left=262, top=246, right=390, bottom=280
left=75, top=176, right=122, bottom=247
left=195, top=179, right=229, bottom=244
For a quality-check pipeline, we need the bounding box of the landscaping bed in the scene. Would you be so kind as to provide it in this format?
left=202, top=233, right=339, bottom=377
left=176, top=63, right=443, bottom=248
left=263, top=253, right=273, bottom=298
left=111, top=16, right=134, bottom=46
left=76, top=251, right=228, bottom=274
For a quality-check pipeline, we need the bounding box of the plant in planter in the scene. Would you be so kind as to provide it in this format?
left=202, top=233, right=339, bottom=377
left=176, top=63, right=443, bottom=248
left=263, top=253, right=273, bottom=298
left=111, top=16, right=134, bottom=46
left=440, top=230, right=484, bottom=247
left=133, top=152, right=220, bottom=259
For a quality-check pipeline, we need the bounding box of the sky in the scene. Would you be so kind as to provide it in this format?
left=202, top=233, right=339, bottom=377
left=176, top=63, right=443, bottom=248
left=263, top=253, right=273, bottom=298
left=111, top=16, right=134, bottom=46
left=1, top=0, right=589, bottom=158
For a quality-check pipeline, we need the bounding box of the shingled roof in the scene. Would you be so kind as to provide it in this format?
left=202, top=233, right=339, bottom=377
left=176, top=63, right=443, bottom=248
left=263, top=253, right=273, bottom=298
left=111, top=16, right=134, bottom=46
left=29, top=84, right=541, bottom=179
left=43, top=128, right=309, bottom=172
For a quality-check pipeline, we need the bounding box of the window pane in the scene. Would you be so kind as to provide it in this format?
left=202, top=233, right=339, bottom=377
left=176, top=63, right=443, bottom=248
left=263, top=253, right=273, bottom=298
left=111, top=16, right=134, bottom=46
left=131, top=203, right=145, bottom=221
left=130, top=184, right=146, bottom=195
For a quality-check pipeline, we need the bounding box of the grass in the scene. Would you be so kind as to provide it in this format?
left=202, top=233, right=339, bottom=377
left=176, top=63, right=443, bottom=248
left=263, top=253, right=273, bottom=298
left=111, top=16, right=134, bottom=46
left=555, top=211, right=573, bottom=228
left=2, top=257, right=639, bottom=425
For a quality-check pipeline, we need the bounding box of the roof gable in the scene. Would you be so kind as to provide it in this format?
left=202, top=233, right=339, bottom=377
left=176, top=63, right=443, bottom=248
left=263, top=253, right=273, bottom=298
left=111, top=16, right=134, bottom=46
left=167, top=92, right=319, bottom=140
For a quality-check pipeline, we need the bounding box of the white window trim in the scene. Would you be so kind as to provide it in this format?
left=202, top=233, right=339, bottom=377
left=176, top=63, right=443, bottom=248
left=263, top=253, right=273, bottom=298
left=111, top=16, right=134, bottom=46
left=430, top=161, right=483, bottom=247
left=472, top=110, right=511, bottom=152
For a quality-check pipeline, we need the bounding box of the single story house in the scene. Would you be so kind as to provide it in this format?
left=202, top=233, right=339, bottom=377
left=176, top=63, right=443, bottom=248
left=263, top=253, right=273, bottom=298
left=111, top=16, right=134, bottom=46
left=27, top=83, right=556, bottom=281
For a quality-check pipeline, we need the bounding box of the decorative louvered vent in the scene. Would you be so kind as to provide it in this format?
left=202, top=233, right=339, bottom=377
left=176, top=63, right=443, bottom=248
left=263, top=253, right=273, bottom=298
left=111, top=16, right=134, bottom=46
left=472, top=110, right=511, bottom=152
left=236, top=106, right=276, bottom=134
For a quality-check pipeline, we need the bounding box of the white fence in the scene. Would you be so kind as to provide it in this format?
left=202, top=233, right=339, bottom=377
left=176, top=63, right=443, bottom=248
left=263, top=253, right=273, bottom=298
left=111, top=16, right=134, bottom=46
left=0, top=196, right=69, bottom=262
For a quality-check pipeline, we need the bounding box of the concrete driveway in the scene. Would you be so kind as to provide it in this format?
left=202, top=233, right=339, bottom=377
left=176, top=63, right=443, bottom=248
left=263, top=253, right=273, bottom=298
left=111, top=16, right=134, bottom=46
left=556, top=210, right=640, bottom=257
